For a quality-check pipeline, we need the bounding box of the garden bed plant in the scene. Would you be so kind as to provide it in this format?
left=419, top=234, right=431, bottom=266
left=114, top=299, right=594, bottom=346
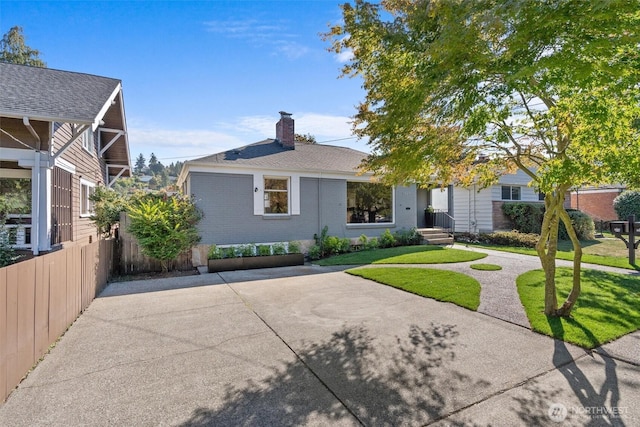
left=207, top=241, right=303, bottom=272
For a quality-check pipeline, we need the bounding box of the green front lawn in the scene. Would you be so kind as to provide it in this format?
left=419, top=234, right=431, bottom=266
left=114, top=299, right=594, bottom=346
left=316, top=245, right=487, bottom=266
left=465, top=239, right=638, bottom=270
left=517, top=268, right=640, bottom=348
left=348, top=267, right=481, bottom=310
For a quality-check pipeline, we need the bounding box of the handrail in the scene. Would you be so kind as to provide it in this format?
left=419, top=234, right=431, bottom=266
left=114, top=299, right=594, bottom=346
left=433, top=210, right=455, bottom=241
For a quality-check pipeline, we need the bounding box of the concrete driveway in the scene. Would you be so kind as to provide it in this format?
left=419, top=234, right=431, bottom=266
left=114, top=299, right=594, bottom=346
left=1, top=265, right=639, bottom=426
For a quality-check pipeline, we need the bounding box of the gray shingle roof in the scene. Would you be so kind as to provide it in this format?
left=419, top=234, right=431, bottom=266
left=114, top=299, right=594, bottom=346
left=193, top=139, right=367, bottom=173
left=0, top=62, right=120, bottom=124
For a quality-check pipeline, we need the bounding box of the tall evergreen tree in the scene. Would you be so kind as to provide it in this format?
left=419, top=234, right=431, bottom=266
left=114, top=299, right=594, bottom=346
left=0, top=26, right=46, bottom=67
left=134, top=153, right=146, bottom=175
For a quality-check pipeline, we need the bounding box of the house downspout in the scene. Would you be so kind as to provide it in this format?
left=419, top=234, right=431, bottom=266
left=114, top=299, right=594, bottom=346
left=23, top=117, right=41, bottom=255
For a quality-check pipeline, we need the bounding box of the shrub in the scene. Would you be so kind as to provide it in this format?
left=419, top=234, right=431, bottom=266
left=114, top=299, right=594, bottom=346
left=502, top=202, right=545, bottom=234
left=379, top=229, right=396, bottom=248
left=503, top=202, right=594, bottom=241
left=221, top=247, right=238, bottom=258
left=479, top=231, right=540, bottom=248
left=308, top=245, right=321, bottom=260
left=613, top=191, right=640, bottom=220
left=272, top=242, right=287, bottom=255
left=558, top=210, right=595, bottom=241
left=394, top=228, right=422, bottom=246
left=324, top=236, right=342, bottom=256
left=89, top=186, right=128, bottom=236
left=207, top=244, right=222, bottom=260
left=257, top=244, right=272, bottom=256
left=239, top=244, right=255, bottom=257
left=366, top=237, right=380, bottom=250
left=0, top=226, right=20, bottom=267
left=127, top=193, right=202, bottom=272
left=358, top=234, right=368, bottom=246
left=287, top=241, right=301, bottom=254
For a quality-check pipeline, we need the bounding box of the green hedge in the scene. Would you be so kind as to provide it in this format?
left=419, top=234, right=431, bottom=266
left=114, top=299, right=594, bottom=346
left=613, top=191, right=640, bottom=220
left=502, top=202, right=594, bottom=240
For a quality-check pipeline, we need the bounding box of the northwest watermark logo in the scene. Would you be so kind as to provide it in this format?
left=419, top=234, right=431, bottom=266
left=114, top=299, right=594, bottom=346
left=548, top=403, right=628, bottom=422
left=548, top=403, right=568, bottom=422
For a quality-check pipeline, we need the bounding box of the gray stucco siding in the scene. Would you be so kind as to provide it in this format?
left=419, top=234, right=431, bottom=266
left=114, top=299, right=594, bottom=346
left=189, top=171, right=417, bottom=245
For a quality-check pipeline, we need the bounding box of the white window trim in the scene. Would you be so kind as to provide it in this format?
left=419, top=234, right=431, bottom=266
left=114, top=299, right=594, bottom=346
left=81, top=129, right=95, bottom=155
left=80, top=178, right=96, bottom=217
left=253, top=173, right=300, bottom=216
left=263, top=175, right=290, bottom=216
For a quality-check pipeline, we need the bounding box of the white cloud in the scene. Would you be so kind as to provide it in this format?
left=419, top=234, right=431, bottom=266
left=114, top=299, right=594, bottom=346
left=202, top=18, right=308, bottom=59
left=126, top=111, right=368, bottom=162
left=294, top=112, right=354, bottom=141
left=336, top=48, right=354, bottom=63
left=127, top=126, right=245, bottom=161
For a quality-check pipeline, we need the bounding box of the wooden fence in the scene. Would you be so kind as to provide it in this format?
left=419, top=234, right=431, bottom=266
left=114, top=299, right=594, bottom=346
left=0, top=238, right=114, bottom=403
left=118, top=212, right=193, bottom=274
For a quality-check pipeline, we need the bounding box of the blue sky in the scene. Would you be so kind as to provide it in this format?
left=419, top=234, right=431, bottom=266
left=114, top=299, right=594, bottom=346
left=1, top=0, right=367, bottom=164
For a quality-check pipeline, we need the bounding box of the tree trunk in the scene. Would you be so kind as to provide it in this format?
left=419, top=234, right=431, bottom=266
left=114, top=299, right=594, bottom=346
left=555, top=205, right=583, bottom=316
left=536, top=191, right=562, bottom=316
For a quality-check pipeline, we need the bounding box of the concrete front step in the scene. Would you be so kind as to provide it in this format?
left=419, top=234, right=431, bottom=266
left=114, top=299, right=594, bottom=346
left=419, top=233, right=450, bottom=240
left=423, top=237, right=454, bottom=245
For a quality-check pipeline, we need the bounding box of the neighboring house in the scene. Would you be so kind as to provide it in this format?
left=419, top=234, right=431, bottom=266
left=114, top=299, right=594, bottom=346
left=570, top=185, right=625, bottom=222
left=0, top=62, right=131, bottom=255
left=451, top=169, right=550, bottom=234
left=177, top=112, right=418, bottom=254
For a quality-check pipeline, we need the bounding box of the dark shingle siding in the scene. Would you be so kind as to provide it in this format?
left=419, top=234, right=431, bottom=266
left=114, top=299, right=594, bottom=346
left=193, top=139, right=367, bottom=173
left=0, top=62, right=120, bottom=123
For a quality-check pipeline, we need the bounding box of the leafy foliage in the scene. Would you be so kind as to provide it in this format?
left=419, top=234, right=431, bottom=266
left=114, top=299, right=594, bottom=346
left=272, top=242, right=287, bottom=255
left=558, top=211, right=595, bottom=241
left=613, top=191, right=640, bottom=220
left=456, top=231, right=540, bottom=248
left=501, top=203, right=594, bottom=240
left=207, top=244, right=222, bottom=260
left=0, top=223, right=20, bottom=267
left=127, top=194, right=202, bottom=272
left=287, top=241, right=301, bottom=254
left=89, top=186, right=128, bottom=236
left=0, top=26, right=46, bottom=67
left=502, top=203, right=545, bottom=235
left=379, top=229, right=396, bottom=248
left=327, top=0, right=640, bottom=315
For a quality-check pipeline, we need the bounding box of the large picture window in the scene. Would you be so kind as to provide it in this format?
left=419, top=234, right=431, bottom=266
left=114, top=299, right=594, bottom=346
left=264, top=177, right=289, bottom=214
left=347, top=182, right=392, bottom=224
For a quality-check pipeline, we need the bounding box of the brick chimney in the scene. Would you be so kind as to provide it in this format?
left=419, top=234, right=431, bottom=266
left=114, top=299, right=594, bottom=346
left=276, top=111, right=295, bottom=149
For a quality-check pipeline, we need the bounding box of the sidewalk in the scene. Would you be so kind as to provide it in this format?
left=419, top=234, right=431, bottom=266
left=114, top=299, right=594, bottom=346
left=0, top=252, right=638, bottom=426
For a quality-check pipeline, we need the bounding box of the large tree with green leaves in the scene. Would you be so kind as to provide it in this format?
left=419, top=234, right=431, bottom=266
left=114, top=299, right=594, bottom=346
left=0, top=26, right=46, bottom=67
left=328, top=0, right=640, bottom=316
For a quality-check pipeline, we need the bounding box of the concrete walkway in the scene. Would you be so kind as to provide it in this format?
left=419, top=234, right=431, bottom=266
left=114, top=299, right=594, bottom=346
left=1, top=250, right=639, bottom=426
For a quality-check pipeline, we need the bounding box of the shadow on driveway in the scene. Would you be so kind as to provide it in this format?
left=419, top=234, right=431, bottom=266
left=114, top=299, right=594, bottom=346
left=179, top=323, right=488, bottom=427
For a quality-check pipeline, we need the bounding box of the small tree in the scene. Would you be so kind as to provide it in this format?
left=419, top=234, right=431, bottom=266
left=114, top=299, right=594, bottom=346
left=127, top=193, right=202, bottom=272
left=89, top=186, right=128, bottom=236
left=0, top=26, right=46, bottom=67
left=328, top=0, right=640, bottom=317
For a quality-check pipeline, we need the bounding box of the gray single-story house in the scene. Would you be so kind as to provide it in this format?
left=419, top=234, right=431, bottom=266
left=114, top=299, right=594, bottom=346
left=177, top=112, right=421, bottom=260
